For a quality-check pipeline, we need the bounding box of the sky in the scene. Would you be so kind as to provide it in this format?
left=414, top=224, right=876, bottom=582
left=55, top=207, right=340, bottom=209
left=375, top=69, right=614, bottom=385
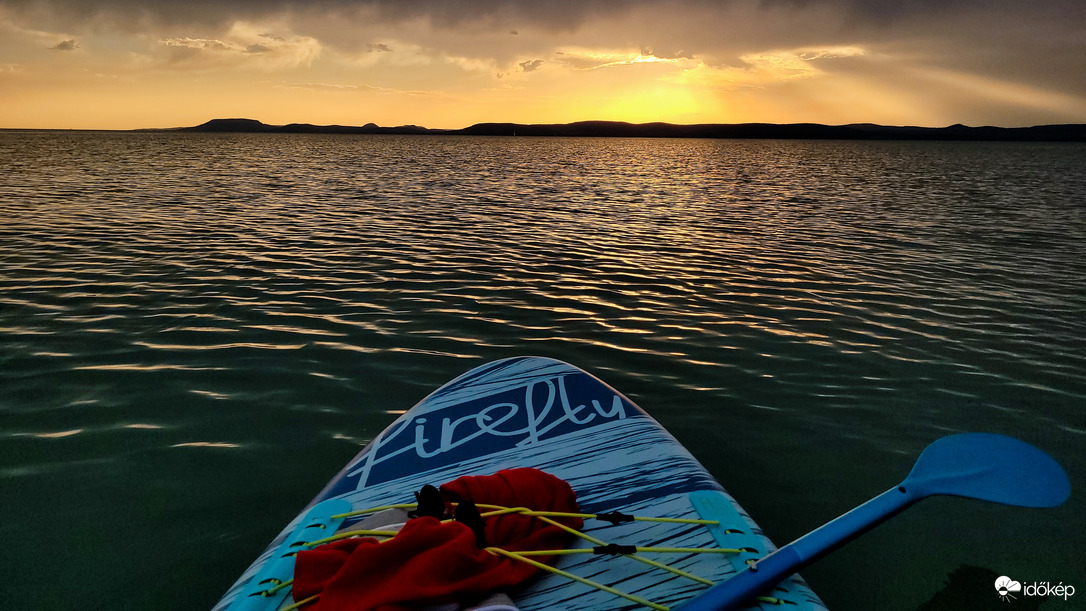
left=1, top=0, right=1084, bottom=130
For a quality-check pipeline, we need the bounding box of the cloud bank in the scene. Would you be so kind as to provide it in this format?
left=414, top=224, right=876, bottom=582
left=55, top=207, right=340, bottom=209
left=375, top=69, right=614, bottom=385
left=1, top=0, right=1083, bottom=128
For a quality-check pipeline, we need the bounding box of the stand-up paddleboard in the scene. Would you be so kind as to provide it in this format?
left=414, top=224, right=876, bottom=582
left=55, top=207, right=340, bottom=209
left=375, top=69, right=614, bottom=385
left=214, top=356, right=827, bottom=611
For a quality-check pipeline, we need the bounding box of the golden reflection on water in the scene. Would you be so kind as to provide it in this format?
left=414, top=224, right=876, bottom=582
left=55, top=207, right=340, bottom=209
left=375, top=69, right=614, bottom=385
left=30, top=429, right=83, bottom=438
left=1, top=132, right=1084, bottom=611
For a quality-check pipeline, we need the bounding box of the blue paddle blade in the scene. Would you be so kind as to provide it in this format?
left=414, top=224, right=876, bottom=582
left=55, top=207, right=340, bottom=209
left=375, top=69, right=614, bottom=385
left=678, top=433, right=1070, bottom=611
left=904, top=433, right=1070, bottom=508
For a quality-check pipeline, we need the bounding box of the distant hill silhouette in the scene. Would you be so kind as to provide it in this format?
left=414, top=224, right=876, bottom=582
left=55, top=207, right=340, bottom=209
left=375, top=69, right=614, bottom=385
left=180, top=118, right=429, bottom=135
left=172, top=118, right=1086, bottom=141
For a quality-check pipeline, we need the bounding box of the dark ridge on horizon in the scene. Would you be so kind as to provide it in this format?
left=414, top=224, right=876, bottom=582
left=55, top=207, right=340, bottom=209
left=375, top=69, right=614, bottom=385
left=167, top=118, right=1086, bottom=142
left=175, top=118, right=433, bottom=135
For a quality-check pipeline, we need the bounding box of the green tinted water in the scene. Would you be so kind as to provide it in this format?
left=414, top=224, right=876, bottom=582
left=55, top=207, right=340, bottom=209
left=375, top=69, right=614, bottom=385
left=1, top=132, right=1083, bottom=610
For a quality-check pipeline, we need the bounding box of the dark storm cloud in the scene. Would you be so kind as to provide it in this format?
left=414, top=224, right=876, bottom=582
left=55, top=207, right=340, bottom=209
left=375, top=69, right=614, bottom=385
left=3, top=0, right=1083, bottom=82
left=0, top=0, right=613, bottom=30
left=4, top=0, right=1076, bottom=31
left=50, top=39, right=78, bottom=50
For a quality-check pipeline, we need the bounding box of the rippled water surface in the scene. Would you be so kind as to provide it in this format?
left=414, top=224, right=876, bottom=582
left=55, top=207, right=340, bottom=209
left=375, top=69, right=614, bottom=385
left=2, top=132, right=1084, bottom=610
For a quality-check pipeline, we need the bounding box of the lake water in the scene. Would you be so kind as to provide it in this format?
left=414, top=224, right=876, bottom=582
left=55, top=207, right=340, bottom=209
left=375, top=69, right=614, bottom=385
left=1, top=131, right=1083, bottom=610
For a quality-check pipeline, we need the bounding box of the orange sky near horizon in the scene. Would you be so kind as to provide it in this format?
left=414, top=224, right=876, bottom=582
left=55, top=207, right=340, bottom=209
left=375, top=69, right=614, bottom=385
left=2, top=0, right=1085, bottom=130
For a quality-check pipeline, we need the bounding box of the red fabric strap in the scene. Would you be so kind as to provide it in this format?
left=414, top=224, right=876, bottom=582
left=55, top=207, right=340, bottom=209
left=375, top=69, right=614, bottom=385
left=293, top=468, right=582, bottom=611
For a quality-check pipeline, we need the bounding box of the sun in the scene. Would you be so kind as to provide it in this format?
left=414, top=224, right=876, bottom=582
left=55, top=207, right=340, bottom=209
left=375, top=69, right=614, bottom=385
left=598, top=83, right=712, bottom=124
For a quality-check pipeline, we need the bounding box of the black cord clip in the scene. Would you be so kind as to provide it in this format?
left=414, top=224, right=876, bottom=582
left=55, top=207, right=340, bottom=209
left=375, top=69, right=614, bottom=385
left=595, top=511, right=634, bottom=525
left=593, top=543, right=637, bottom=555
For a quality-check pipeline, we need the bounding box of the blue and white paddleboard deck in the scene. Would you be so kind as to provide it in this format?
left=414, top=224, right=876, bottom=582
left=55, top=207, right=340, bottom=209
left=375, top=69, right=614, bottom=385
left=215, top=356, right=828, bottom=611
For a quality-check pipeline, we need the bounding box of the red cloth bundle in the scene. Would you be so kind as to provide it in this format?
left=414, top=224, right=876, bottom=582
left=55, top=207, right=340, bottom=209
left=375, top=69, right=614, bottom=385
left=293, top=468, right=583, bottom=611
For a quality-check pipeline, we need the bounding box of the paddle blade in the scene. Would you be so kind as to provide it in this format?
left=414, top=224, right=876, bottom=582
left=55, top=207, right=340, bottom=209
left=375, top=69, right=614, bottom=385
left=904, top=433, right=1070, bottom=508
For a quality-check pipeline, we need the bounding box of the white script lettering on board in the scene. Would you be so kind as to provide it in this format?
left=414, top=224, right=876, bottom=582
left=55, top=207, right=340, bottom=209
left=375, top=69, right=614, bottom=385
left=348, top=375, right=626, bottom=487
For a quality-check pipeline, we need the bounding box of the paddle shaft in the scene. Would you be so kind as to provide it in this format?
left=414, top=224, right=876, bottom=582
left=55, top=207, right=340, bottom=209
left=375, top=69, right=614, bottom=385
left=682, top=433, right=1070, bottom=610
left=680, top=485, right=918, bottom=611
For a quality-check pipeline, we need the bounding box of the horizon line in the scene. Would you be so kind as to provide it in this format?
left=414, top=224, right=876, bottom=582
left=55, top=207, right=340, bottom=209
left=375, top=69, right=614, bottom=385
left=4, top=118, right=1086, bottom=141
